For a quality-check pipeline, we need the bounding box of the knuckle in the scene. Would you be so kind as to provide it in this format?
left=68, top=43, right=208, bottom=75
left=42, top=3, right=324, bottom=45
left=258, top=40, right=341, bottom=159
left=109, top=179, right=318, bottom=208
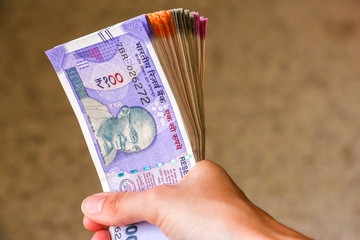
left=145, top=185, right=172, bottom=224
left=147, top=185, right=171, bottom=200
left=197, top=160, right=226, bottom=177
left=107, top=192, right=128, bottom=216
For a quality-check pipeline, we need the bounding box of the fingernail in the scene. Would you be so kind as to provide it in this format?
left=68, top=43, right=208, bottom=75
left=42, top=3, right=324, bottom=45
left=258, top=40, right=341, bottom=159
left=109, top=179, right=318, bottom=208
left=82, top=196, right=106, bottom=214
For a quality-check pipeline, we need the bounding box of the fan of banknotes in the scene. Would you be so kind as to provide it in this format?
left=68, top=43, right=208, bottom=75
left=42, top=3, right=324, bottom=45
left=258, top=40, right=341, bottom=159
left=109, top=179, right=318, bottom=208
left=46, top=8, right=207, bottom=240
left=147, top=9, right=207, bottom=162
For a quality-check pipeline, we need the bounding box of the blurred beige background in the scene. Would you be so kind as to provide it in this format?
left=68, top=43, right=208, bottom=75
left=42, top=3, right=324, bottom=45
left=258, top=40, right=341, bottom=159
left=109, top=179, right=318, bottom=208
left=1, top=0, right=360, bottom=239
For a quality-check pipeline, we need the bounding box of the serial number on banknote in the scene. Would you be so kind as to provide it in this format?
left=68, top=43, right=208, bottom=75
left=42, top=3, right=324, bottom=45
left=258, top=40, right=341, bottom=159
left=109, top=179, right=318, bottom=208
left=117, top=42, right=151, bottom=105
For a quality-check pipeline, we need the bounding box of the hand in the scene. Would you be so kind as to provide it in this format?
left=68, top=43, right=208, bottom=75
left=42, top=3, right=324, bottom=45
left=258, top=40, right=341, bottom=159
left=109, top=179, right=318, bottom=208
left=81, top=160, right=312, bottom=240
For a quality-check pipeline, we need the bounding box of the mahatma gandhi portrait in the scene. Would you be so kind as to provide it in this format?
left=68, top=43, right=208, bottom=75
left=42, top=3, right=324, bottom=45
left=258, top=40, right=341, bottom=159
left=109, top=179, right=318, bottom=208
left=82, top=98, right=157, bottom=166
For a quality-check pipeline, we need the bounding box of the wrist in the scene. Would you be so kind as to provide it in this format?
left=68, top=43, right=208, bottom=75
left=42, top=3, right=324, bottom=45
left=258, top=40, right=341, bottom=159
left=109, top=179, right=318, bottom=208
left=251, top=209, right=312, bottom=240
left=267, top=220, right=312, bottom=240
left=226, top=200, right=311, bottom=240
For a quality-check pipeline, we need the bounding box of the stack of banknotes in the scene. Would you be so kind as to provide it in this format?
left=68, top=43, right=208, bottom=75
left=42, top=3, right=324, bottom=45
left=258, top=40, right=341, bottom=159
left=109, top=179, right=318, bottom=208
left=46, top=8, right=207, bottom=240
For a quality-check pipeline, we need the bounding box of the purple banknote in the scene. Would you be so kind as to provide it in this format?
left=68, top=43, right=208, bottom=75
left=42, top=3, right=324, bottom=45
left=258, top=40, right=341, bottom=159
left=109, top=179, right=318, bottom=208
left=46, top=15, right=195, bottom=240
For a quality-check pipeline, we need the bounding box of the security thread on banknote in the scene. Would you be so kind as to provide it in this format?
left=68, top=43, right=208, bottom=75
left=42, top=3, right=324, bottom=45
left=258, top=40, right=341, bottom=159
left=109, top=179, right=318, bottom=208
left=46, top=8, right=207, bottom=240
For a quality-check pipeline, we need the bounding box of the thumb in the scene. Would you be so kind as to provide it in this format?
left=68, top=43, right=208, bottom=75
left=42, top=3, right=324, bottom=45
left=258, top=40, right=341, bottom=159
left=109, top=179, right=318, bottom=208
left=81, top=190, right=159, bottom=227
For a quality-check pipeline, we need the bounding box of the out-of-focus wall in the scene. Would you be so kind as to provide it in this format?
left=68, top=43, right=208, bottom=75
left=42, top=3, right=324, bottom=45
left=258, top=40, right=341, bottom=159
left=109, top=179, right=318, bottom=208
left=1, top=0, right=359, bottom=239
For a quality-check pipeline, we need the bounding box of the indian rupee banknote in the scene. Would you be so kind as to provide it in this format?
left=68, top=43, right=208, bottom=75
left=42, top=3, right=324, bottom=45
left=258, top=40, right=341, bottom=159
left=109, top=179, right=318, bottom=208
left=46, top=14, right=195, bottom=240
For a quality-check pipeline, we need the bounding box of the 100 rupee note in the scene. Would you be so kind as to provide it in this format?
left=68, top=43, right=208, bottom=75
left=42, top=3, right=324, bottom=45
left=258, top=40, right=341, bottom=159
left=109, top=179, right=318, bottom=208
left=46, top=10, right=207, bottom=240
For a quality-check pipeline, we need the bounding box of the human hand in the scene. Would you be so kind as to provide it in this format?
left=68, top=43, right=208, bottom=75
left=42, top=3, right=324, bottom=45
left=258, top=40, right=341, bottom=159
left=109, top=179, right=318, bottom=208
left=81, top=160, right=311, bottom=240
